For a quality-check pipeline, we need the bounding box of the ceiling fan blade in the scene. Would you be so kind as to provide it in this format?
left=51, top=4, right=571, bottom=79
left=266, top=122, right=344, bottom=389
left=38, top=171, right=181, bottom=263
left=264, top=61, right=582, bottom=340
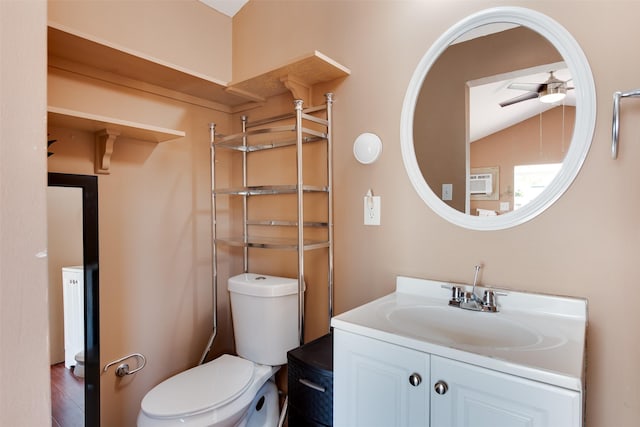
left=499, top=91, right=539, bottom=107
left=507, top=82, right=545, bottom=92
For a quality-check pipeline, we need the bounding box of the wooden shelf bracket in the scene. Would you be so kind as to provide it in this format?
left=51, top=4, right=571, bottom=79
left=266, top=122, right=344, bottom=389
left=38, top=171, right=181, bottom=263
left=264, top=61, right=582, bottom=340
left=280, top=74, right=311, bottom=105
left=95, top=129, right=120, bottom=174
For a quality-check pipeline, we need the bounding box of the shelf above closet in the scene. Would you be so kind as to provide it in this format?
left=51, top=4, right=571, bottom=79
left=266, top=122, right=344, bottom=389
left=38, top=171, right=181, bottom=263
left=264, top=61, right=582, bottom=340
left=47, top=24, right=249, bottom=108
left=48, top=24, right=351, bottom=109
left=47, top=106, right=185, bottom=174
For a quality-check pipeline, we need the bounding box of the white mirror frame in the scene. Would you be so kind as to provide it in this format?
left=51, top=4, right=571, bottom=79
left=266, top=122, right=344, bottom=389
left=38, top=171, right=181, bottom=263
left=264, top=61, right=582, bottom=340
left=400, top=7, right=596, bottom=230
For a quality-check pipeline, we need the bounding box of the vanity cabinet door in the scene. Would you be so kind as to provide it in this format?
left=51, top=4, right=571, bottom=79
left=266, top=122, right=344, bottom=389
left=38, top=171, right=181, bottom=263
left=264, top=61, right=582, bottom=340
left=334, top=329, right=430, bottom=427
left=430, top=355, right=582, bottom=427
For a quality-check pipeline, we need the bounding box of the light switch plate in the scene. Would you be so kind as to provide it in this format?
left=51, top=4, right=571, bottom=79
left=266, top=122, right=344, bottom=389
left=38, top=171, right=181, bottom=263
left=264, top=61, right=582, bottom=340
left=442, top=183, right=453, bottom=201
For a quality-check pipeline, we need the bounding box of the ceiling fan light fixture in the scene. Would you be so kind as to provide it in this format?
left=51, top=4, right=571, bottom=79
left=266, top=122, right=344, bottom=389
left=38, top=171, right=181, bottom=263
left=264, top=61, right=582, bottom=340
left=539, top=85, right=566, bottom=103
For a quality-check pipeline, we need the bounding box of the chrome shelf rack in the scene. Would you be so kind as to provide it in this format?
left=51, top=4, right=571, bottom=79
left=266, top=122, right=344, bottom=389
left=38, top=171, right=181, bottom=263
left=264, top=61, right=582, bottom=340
left=208, top=94, right=334, bottom=348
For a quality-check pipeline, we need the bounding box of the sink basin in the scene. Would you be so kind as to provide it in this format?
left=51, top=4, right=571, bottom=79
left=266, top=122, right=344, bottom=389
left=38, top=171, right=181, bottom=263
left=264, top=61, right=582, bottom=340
left=385, top=305, right=543, bottom=350
left=332, top=276, right=587, bottom=391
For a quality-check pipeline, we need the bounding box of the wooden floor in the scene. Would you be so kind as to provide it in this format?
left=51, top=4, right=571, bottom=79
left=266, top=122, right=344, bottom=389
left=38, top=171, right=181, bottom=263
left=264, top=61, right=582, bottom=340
left=51, top=362, right=84, bottom=427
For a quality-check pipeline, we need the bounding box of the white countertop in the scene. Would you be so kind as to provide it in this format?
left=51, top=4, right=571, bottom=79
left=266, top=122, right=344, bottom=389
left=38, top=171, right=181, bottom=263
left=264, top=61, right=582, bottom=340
left=331, top=276, right=587, bottom=391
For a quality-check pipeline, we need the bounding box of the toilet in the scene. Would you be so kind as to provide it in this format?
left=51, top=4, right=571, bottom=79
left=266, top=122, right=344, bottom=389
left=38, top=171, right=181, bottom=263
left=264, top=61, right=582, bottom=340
left=137, top=273, right=300, bottom=427
left=73, top=351, right=85, bottom=378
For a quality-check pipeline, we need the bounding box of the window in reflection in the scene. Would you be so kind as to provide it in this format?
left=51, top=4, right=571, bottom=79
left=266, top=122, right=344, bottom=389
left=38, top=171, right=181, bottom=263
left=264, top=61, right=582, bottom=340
left=513, top=163, right=562, bottom=210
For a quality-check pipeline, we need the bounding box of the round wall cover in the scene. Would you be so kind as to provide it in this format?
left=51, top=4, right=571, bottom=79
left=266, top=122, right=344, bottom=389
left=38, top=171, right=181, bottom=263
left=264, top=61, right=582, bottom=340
left=353, top=133, right=382, bottom=164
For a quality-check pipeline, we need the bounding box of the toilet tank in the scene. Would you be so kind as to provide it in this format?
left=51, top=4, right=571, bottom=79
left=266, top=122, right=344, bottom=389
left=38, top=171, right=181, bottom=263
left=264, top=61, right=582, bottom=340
left=228, top=273, right=301, bottom=366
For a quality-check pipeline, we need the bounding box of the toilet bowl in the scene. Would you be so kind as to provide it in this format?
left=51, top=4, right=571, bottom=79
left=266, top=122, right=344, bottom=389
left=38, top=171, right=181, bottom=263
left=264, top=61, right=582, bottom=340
left=138, top=273, right=300, bottom=427
left=137, top=355, right=279, bottom=427
left=73, top=351, right=85, bottom=378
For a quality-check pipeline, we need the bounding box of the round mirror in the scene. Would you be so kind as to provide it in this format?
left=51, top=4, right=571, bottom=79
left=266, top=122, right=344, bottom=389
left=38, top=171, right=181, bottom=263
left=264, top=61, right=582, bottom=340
left=400, top=7, right=595, bottom=230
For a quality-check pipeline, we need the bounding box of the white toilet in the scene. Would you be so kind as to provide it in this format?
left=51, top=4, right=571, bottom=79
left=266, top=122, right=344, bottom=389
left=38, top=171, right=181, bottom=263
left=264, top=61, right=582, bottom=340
left=73, top=351, right=85, bottom=378
left=137, top=273, right=300, bottom=427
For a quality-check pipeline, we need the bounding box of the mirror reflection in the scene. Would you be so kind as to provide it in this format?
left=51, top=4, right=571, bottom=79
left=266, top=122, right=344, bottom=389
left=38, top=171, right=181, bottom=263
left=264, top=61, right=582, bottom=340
left=47, top=186, right=85, bottom=424
left=413, top=24, right=576, bottom=216
left=47, top=172, right=100, bottom=426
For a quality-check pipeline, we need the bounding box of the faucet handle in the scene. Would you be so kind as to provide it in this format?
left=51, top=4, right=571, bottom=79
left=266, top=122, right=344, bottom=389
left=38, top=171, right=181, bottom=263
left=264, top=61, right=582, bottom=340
left=451, top=286, right=462, bottom=301
left=441, top=284, right=463, bottom=301
left=481, top=290, right=500, bottom=312
left=483, top=290, right=496, bottom=306
left=444, top=285, right=463, bottom=307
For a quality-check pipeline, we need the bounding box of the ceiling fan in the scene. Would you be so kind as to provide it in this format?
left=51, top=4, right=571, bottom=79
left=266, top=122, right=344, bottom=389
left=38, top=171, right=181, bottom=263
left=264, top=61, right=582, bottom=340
left=499, top=71, right=573, bottom=107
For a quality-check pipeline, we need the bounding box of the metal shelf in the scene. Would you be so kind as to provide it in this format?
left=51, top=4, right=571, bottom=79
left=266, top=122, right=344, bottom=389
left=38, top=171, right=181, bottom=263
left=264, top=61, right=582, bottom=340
left=214, top=126, right=327, bottom=152
left=214, top=185, right=328, bottom=196
left=247, top=220, right=328, bottom=227
left=214, top=135, right=326, bottom=152
left=210, top=94, right=335, bottom=346
left=215, top=236, right=330, bottom=251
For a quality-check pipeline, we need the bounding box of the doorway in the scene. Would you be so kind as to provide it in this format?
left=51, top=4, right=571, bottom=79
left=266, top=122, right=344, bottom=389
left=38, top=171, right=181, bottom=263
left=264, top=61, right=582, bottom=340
left=48, top=173, right=100, bottom=426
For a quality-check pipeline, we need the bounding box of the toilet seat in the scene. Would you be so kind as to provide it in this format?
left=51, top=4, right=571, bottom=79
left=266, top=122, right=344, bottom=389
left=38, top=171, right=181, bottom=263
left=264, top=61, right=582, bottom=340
left=141, top=355, right=255, bottom=418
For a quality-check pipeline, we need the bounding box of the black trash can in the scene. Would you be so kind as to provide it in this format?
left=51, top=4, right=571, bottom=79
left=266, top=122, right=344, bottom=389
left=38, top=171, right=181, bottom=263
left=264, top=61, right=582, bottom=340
left=287, top=333, right=333, bottom=426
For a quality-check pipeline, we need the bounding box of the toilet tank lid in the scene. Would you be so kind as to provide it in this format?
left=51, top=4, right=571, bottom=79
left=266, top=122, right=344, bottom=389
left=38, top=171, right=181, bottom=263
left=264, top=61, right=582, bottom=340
left=228, top=273, right=301, bottom=297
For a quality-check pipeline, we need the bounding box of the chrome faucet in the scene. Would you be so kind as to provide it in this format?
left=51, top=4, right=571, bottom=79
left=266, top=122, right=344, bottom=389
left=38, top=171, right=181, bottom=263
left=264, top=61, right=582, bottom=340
left=469, top=264, right=483, bottom=306
left=447, top=265, right=498, bottom=312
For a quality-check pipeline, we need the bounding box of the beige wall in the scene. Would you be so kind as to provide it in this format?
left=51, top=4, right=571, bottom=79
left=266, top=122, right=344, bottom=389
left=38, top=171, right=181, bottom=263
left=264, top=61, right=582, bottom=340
left=3, top=1, right=640, bottom=426
left=0, top=1, right=50, bottom=426
left=48, top=0, right=232, bottom=82
left=46, top=3, right=237, bottom=424
left=235, top=2, right=640, bottom=427
left=47, top=68, right=236, bottom=425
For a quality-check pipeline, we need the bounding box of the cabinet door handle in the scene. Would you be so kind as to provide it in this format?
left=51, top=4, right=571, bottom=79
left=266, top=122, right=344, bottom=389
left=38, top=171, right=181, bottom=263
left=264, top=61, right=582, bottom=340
left=409, top=373, right=422, bottom=387
left=434, top=380, right=449, bottom=395
left=299, top=378, right=325, bottom=393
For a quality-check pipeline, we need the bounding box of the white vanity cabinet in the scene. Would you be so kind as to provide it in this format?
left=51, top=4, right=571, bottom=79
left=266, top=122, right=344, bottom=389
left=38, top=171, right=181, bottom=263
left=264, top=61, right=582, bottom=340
left=334, top=329, right=581, bottom=427
left=430, top=355, right=581, bottom=427
left=334, top=330, right=430, bottom=427
left=331, top=276, right=586, bottom=427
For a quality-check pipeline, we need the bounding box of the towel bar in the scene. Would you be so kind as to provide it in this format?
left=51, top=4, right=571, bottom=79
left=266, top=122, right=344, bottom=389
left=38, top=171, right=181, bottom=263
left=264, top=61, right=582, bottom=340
left=612, top=89, right=640, bottom=159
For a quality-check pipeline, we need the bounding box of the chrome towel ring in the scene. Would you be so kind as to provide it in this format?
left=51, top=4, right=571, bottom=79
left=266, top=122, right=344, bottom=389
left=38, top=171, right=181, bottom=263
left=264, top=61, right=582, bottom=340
left=103, top=353, right=146, bottom=377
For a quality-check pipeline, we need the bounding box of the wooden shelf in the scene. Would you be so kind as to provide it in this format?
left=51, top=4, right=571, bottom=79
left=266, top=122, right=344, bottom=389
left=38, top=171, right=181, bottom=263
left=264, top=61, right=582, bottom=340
left=48, top=24, right=351, bottom=108
left=48, top=106, right=185, bottom=142
left=228, top=51, right=351, bottom=103
left=48, top=106, right=186, bottom=174
left=48, top=24, right=250, bottom=108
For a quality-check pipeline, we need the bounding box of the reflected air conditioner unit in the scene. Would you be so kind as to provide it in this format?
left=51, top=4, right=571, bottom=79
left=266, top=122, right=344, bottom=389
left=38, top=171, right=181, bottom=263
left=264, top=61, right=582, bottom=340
left=469, top=173, right=493, bottom=195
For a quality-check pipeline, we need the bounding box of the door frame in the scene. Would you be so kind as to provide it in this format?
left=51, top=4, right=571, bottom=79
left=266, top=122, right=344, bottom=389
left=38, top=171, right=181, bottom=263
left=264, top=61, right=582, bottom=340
left=48, top=172, right=100, bottom=426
